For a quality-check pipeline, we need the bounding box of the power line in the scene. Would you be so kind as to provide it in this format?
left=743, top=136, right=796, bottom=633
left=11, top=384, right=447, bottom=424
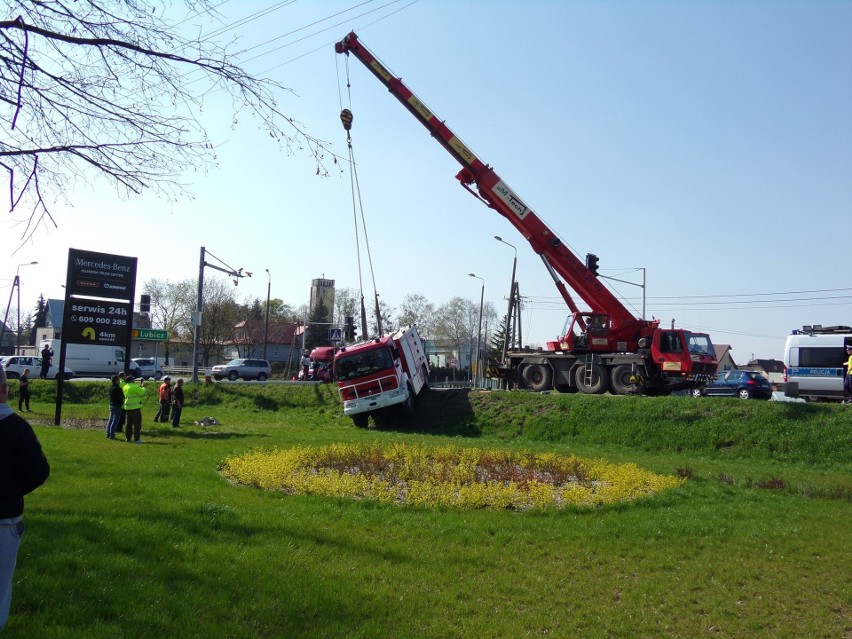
left=239, top=0, right=412, bottom=68
left=649, top=287, right=852, bottom=300
left=522, top=288, right=852, bottom=309
left=234, top=0, right=379, bottom=58
left=255, top=0, right=421, bottom=71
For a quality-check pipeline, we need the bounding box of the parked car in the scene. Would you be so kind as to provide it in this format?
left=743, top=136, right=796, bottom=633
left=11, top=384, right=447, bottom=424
left=1, top=355, right=74, bottom=380
left=210, top=358, right=271, bottom=381
left=693, top=370, right=773, bottom=400
left=131, top=358, right=164, bottom=380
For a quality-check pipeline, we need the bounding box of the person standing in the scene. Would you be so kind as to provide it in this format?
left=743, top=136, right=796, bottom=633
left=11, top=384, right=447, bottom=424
left=170, top=378, right=185, bottom=428
left=0, top=364, right=50, bottom=631
left=17, top=369, right=31, bottom=413
left=300, top=350, right=311, bottom=380
left=105, top=375, right=123, bottom=440
left=843, top=344, right=852, bottom=405
left=117, top=372, right=127, bottom=432
left=154, top=376, right=172, bottom=423
left=39, top=344, right=53, bottom=380
left=122, top=376, right=147, bottom=443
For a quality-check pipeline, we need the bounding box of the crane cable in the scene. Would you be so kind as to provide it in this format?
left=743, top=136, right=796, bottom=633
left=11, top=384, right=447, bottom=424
left=337, top=52, right=383, bottom=337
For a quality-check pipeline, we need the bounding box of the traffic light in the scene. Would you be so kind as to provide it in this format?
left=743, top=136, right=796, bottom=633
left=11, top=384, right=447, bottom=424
left=344, top=316, right=356, bottom=341
left=585, top=253, right=599, bottom=277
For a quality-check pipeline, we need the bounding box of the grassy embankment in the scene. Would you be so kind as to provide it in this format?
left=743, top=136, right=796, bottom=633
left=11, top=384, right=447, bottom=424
left=4, top=380, right=851, bottom=638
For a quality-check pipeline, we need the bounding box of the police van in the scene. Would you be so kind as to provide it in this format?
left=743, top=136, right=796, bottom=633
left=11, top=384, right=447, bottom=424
left=783, top=325, right=852, bottom=401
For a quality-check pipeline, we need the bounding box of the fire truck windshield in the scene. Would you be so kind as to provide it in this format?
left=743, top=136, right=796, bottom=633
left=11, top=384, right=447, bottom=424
left=335, top=347, right=394, bottom=381
left=685, top=332, right=715, bottom=358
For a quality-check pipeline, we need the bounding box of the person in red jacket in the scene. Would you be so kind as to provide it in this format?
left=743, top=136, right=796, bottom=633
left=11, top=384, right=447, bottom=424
left=154, top=376, right=172, bottom=423
left=0, top=364, right=50, bottom=631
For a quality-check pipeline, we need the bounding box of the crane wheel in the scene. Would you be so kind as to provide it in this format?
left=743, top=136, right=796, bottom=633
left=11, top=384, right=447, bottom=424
left=610, top=364, right=639, bottom=395
left=574, top=363, right=609, bottom=395
left=522, top=364, right=553, bottom=392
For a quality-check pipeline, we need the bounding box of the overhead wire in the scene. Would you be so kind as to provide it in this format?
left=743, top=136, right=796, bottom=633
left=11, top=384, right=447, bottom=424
left=166, top=0, right=419, bottom=126
left=241, top=0, right=413, bottom=71
left=253, top=0, right=421, bottom=72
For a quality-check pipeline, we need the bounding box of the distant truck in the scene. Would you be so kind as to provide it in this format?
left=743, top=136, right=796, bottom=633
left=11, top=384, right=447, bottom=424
left=39, top=339, right=139, bottom=378
left=307, top=346, right=335, bottom=383
left=333, top=326, right=430, bottom=428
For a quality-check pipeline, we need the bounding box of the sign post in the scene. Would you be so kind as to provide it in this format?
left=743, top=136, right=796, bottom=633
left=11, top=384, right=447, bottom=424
left=132, top=328, right=169, bottom=341
left=55, top=249, right=137, bottom=424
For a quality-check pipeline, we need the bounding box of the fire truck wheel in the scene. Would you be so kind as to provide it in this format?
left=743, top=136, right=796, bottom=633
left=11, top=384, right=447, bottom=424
left=522, top=364, right=552, bottom=392
left=401, top=385, right=416, bottom=419
left=574, top=362, right=609, bottom=395
left=609, top=364, right=638, bottom=395
left=352, top=414, right=369, bottom=428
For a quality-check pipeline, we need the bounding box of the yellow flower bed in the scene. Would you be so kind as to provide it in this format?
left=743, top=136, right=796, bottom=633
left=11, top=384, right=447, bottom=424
left=219, top=443, right=685, bottom=510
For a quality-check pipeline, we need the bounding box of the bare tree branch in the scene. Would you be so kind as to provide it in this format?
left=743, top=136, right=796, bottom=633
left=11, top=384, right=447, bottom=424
left=0, top=1, right=344, bottom=239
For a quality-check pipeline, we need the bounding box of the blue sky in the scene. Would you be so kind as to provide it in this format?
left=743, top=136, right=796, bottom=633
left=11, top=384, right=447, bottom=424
left=2, top=0, right=850, bottom=362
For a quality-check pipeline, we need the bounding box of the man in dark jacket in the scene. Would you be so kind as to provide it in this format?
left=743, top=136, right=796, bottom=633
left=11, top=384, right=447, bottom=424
left=39, top=344, right=53, bottom=380
left=0, top=364, right=50, bottom=631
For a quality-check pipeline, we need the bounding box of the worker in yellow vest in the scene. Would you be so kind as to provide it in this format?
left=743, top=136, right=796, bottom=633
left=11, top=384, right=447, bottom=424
left=122, top=376, right=147, bottom=442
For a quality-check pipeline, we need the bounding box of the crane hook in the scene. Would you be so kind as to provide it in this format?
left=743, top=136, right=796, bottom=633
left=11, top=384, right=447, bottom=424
left=340, top=108, right=353, bottom=131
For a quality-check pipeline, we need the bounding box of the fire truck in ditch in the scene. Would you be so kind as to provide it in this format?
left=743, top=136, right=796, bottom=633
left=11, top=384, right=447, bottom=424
left=335, top=32, right=718, bottom=396
left=334, top=325, right=430, bottom=428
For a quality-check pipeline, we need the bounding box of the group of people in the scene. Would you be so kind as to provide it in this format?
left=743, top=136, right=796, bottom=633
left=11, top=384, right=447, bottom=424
left=105, top=373, right=185, bottom=442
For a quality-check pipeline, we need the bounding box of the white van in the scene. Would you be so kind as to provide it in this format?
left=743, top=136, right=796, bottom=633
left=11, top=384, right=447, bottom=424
left=39, top=339, right=139, bottom=378
left=783, top=326, right=852, bottom=402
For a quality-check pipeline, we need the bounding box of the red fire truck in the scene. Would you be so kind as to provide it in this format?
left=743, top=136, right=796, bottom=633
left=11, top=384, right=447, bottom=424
left=334, top=326, right=430, bottom=427
left=335, top=32, right=717, bottom=395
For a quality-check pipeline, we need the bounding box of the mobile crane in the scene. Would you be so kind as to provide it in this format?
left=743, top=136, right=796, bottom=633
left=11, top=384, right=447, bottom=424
left=335, top=32, right=717, bottom=395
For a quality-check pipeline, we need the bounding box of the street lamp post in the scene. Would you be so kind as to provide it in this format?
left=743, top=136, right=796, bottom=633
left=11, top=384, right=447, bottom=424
left=1, top=261, right=38, bottom=355
left=263, top=269, right=271, bottom=361
left=468, top=273, right=484, bottom=388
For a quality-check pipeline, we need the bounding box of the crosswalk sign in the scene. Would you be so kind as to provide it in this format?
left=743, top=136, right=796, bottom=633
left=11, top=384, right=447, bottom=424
left=329, top=328, right=343, bottom=342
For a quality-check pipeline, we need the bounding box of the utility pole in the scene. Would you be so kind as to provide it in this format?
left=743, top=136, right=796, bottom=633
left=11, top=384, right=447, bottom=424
left=192, top=247, right=252, bottom=383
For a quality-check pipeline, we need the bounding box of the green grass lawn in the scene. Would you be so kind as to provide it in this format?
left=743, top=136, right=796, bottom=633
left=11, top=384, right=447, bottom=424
left=4, top=381, right=851, bottom=638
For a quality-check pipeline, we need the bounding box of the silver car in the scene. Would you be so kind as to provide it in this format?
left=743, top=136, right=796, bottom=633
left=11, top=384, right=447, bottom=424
left=131, top=358, right=164, bottom=380
left=1, top=355, right=74, bottom=380
left=210, top=358, right=271, bottom=381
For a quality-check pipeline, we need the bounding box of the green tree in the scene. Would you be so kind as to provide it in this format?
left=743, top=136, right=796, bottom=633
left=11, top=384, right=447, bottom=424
left=144, top=277, right=195, bottom=361
left=30, top=294, right=48, bottom=344
left=397, top=293, right=436, bottom=338
left=334, top=288, right=359, bottom=328
left=32, top=294, right=48, bottom=327
left=304, top=295, right=331, bottom=352
left=247, top=299, right=263, bottom=321
left=370, top=298, right=396, bottom=338
left=195, top=278, right=240, bottom=366
left=434, top=297, right=478, bottom=373
left=489, top=315, right=509, bottom=364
